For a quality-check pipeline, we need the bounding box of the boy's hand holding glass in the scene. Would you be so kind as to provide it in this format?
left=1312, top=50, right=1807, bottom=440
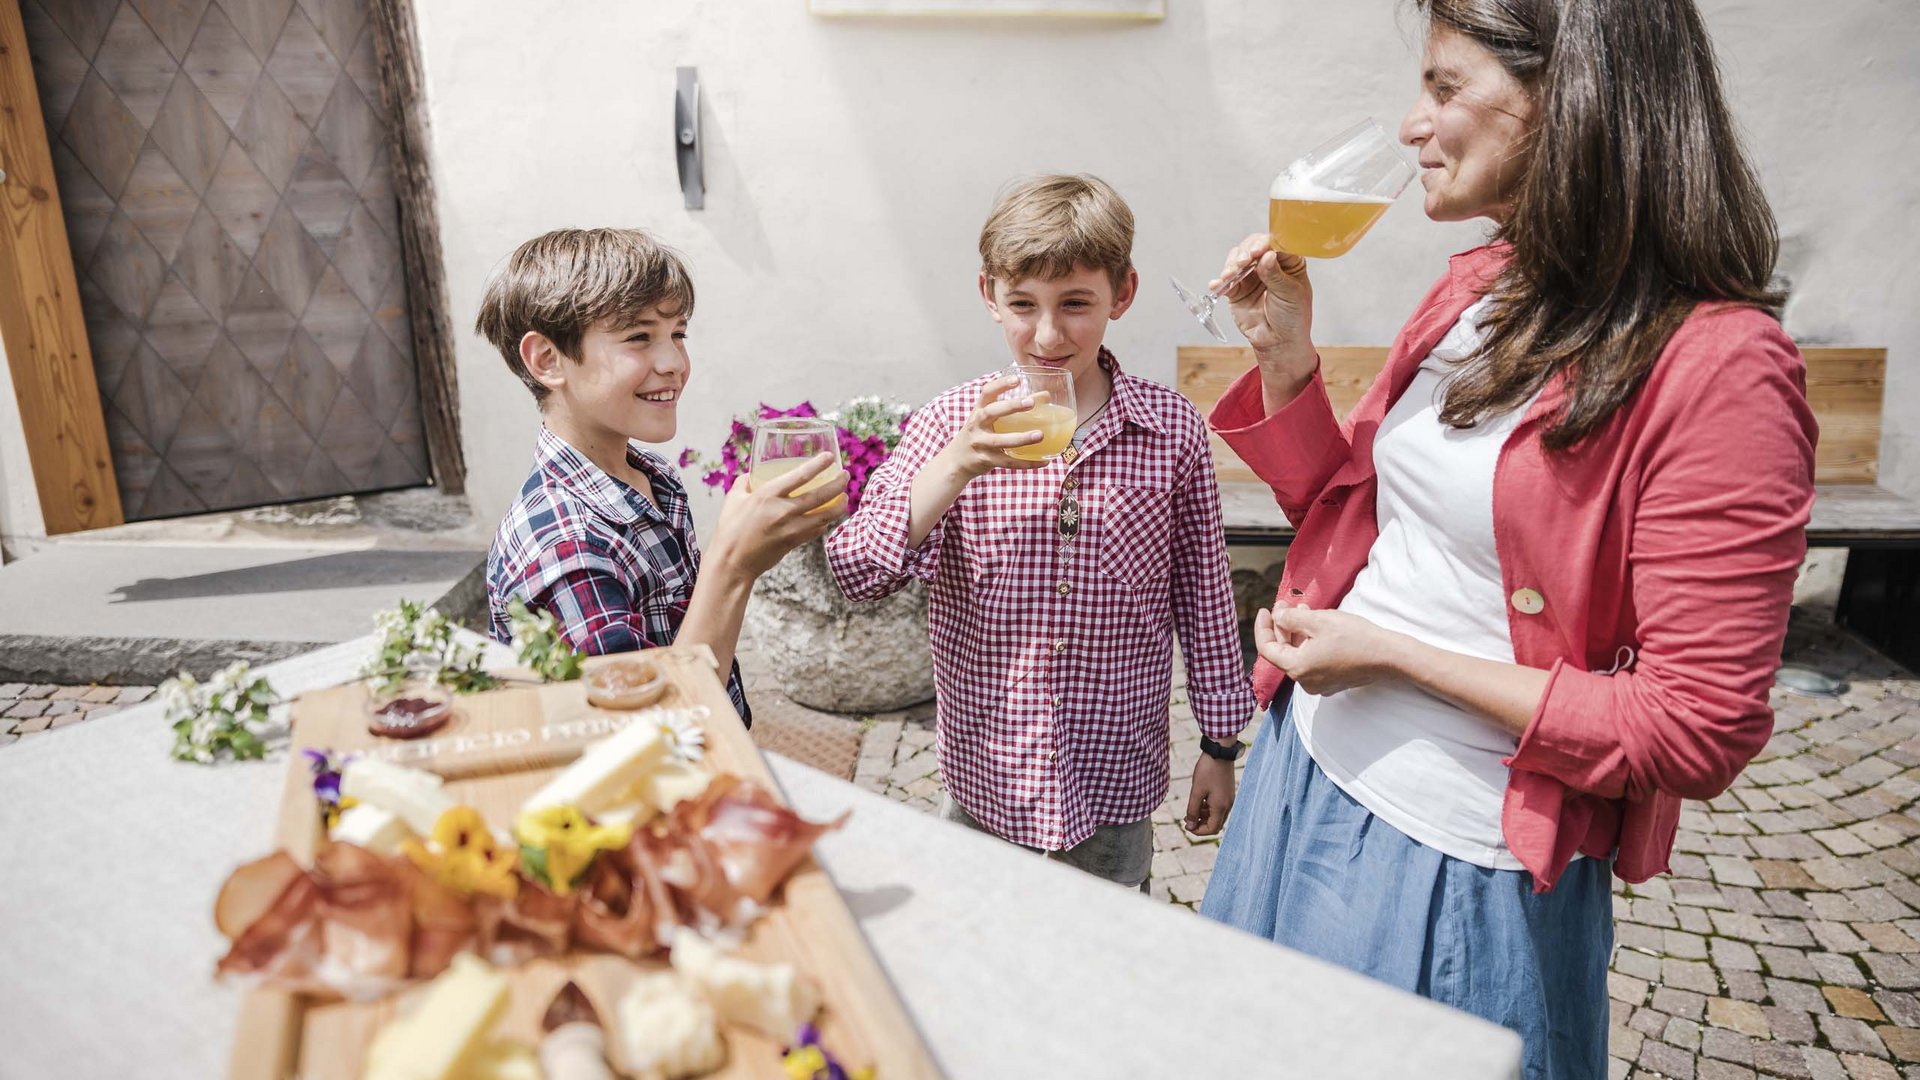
left=939, top=373, right=1064, bottom=480
left=712, top=450, right=847, bottom=577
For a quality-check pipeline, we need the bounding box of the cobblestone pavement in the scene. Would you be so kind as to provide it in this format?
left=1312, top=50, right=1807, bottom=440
left=850, top=687, right=1257, bottom=907
left=0, top=683, right=153, bottom=746
left=851, top=609, right=1920, bottom=1080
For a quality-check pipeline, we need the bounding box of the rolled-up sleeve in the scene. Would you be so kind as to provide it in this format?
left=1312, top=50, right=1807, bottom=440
left=523, top=535, right=655, bottom=655
left=1508, top=326, right=1816, bottom=803
left=1208, top=363, right=1355, bottom=525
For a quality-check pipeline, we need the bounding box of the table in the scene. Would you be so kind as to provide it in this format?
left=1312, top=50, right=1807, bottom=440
left=0, top=637, right=1522, bottom=1079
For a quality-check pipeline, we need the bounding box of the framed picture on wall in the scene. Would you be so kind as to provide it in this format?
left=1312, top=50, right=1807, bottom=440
left=809, top=0, right=1164, bottom=17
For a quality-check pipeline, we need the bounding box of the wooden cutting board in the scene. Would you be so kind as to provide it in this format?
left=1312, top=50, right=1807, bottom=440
left=227, top=646, right=944, bottom=1079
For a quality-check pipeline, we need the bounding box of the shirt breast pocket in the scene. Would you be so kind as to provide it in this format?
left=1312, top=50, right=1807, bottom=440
left=1097, top=483, right=1175, bottom=593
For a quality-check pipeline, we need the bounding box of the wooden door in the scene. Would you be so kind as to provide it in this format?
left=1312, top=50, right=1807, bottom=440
left=21, top=0, right=428, bottom=518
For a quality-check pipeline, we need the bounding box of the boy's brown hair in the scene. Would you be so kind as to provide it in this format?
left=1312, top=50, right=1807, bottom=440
left=475, top=227, right=696, bottom=403
left=978, top=174, right=1135, bottom=293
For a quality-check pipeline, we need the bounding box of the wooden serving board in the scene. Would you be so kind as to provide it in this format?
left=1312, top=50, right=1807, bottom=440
left=229, top=646, right=943, bottom=1080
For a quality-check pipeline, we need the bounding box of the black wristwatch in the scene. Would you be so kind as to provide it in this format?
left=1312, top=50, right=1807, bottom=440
left=1199, top=736, right=1246, bottom=762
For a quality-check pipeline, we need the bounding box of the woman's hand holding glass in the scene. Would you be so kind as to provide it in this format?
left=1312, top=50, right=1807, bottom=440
left=1216, top=235, right=1320, bottom=409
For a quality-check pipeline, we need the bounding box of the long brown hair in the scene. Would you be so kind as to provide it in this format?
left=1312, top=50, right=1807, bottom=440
left=1416, top=0, right=1782, bottom=449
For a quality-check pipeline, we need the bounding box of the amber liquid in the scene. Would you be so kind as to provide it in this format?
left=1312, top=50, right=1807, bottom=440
left=1268, top=195, right=1393, bottom=258
left=749, top=458, right=847, bottom=511
left=993, top=403, right=1077, bottom=461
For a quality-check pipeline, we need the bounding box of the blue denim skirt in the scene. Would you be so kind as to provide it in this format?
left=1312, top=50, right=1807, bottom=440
left=1201, top=703, right=1614, bottom=1080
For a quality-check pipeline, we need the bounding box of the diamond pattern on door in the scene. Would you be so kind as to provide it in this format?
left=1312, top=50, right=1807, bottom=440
left=30, top=0, right=430, bottom=519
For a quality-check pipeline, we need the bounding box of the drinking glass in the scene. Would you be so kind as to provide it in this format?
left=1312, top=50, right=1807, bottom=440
left=991, top=366, right=1078, bottom=462
left=1171, top=118, right=1417, bottom=342
left=749, top=418, right=846, bottom=507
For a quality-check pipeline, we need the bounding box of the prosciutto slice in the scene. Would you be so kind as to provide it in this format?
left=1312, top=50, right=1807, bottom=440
left=474, top=880, right=576, bottom=966
left=214, top=845, right=411, bottom=1000
left=213, top=779, right=845, bottom=994
left=677, top=777, right=848, bottom=904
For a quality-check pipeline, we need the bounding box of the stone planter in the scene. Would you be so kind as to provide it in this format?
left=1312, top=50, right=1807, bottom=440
left=744, top=538, right=935, bottom=713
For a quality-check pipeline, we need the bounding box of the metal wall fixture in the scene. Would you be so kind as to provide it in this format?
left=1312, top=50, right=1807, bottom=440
left=676, top=67, right=704, bottom=210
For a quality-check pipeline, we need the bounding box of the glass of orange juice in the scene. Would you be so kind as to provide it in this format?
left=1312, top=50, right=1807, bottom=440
left=992, top=366, right=1077, bottom=462
left=1171, top=118, right=1415, bottom=342
left=749, top=417, right=846, bottom=511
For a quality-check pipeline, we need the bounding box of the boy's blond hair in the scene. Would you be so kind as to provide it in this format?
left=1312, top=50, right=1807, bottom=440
left=475, top=227, right=696, bottom=404
left=978, top=174, right=1134, bottom=293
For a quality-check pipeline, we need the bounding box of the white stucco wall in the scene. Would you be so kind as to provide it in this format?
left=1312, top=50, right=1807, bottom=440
left=0, top=330, right=49, bottom=549
left=414, top=0, right=1920, bottom=536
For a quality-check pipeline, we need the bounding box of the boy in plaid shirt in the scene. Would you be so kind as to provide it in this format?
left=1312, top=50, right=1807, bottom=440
left=827, top=177, right=1255, bottom=888
left=480, top=228, right=843, bottom=720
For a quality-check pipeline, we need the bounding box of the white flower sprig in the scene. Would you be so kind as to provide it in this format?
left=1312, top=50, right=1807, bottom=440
left=164, top=661, right=281, bottom=764
left=362, top=600, right=497, bottom=695
left=506, top=599, right=584, bottom=682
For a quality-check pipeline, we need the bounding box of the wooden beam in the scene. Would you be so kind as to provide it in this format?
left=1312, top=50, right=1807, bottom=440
left=1177, top=344, right=1886, bottom=488
left=0, top=0, right=122, bottom=534
left=366, top=0, right=466, bottom=494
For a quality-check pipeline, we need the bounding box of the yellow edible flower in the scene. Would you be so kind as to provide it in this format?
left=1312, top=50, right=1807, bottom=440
left=403, top=806, right=520, bottom=899
left=782, top=1047, right=829, bottom=1080
left=513, top=804, right=633, bottom=896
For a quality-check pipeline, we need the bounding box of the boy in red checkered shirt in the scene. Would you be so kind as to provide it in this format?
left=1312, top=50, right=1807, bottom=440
left=827, top=177, right=1256, bottom=889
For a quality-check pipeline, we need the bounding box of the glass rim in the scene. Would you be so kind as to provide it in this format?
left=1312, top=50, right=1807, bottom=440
left=1286, top=116, right=1418, bottom=179
left=753, top=416, right=836, bottom=433
left=1009, top=364, right=1073, bottom=377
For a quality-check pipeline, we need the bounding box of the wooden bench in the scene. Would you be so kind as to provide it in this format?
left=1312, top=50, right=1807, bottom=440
left=1177, top=345, right=1920, bottom=671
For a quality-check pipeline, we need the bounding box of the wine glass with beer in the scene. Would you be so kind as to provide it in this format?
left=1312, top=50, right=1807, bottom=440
left=992, top=366, right=1077, bottom=462
left=1171, top=118, right=1416, bottom=342
left=749, top=417, right=846, bottom=511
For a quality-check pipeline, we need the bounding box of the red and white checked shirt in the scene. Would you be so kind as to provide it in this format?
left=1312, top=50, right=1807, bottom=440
left=826, top=351, right=1256, bottom=850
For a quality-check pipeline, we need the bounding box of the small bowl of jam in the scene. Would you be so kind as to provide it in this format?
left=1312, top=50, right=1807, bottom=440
left=366, top=682, right=455, bottom=739
left=585, top=659, right=668, bottom=711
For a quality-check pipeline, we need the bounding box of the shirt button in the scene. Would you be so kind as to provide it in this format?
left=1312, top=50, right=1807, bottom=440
left=1062, top=477, right=1079, bottom=492
left=1054, top=639, right=1068, bottom=653
left=1051, top=694, right=1062, bottom=706
left=1510, top=587, right=1545, bottom=615
left=1056, top=582, right=1071, bottom=596
left=1048, top=749, right=1058, bottom=762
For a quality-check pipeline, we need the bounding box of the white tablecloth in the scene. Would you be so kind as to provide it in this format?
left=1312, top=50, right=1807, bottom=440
left=0, top=637, right=1521, bottom=1079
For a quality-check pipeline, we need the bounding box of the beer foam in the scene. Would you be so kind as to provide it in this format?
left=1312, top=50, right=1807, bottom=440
left=1268, top=173, right=1393, bottom=203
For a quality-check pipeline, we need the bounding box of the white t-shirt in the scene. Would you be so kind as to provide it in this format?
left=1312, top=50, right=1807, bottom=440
left=1290, top=297, right=1537, bottom=870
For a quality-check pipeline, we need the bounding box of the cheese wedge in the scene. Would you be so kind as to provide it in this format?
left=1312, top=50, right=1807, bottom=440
left=669, top=929, right=820, bottom=1040
left=330, top=803, right=410, bottom=856
left=635, top=758, right=713, bottom=815
left=342, top=758, right=457, bottom=837
left=467, top=1041, right=543, bottom=1080
left=363, top=953, right=510, bottom=1080
left=524, top=718, right=669, bottom=816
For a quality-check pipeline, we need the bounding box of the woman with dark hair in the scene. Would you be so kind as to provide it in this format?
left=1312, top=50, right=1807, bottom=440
left=1197, top=0, right=1816, bottom=1075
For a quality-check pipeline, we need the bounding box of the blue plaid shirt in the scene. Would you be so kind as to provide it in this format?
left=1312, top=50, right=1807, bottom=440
left=487, top=427, right=750, bottom=722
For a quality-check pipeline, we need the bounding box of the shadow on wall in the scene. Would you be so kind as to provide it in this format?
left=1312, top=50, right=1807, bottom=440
left=109, top=550, right=482, bottom=604
left=698, top=105, right=778, bottom=278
